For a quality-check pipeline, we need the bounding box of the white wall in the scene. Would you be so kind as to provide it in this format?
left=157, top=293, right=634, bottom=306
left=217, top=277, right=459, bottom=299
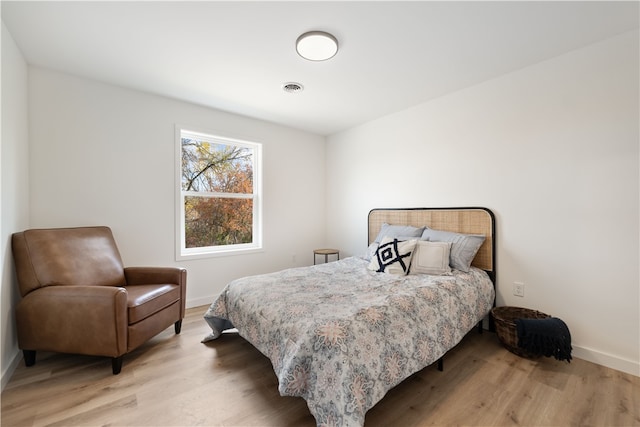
left=1, top=22, right=30, bottom=389
left=3, top=21, right=637, bottom=391
left=326, top=30, right=639, bottom=376
left=28, top=67, right=326, bottom=308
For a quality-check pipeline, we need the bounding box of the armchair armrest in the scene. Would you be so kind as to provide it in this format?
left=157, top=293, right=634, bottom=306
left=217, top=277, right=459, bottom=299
left=124, top=267, right=187, bottom=319
left=124, top=267, right=186, bottom=286
left=15, top=285, right=128, bottom=357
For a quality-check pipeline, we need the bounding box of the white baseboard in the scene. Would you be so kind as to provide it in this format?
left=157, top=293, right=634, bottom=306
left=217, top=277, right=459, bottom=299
left=186, top=296, right=215, bottom=310
left=1, top=350, right=22, bottom=392
left=573, top=344, right=639, bottom=377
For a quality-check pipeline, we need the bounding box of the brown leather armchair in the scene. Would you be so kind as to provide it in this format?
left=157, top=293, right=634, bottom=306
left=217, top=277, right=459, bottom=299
left=12, top=226, right=187, bottom=375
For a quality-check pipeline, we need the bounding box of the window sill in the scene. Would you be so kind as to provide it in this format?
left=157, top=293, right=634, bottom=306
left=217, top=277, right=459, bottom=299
left=176, top=246, right=264, bottom=261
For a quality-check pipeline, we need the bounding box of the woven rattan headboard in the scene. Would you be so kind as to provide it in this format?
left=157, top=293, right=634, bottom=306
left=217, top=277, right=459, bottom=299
left=368, top=207, right=495, bottom=278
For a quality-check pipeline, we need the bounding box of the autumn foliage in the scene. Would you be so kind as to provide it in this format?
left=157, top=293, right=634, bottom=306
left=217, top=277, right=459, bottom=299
left=182, top=137, right=254, bottom=248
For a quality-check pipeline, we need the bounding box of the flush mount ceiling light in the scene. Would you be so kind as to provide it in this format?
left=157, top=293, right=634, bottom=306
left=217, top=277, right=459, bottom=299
left=296, top=31, right=338, bottom=61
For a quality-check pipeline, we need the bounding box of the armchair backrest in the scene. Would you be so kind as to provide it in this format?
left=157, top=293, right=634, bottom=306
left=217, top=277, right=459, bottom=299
left=12, top=226, right=126, bottom=296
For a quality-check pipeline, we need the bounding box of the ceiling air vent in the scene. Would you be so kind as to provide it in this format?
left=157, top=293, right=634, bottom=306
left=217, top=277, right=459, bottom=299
left=282, top=82, right=304, bottom=93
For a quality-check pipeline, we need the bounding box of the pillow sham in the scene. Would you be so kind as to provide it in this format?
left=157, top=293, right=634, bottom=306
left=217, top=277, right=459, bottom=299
left=368, top=237, right=417, bottom=275
left=365, top=242, right=378, bottom=261
left=410, top=241, right=452, bottom=275
left=421, top=228, right=485, bottom=272
left=373, top=223, right=424, bottom=244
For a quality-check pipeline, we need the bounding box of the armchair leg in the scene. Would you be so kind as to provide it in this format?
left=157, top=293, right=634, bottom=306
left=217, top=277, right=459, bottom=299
left=174, top=319, right=182, bottom=334
left=23, top=350, right=36, bottom=367
left=112, top=356, right=123, bottom=375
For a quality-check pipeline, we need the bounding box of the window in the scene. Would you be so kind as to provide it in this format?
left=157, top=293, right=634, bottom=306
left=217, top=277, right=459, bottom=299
left=177, top=128, right=262, bottom=259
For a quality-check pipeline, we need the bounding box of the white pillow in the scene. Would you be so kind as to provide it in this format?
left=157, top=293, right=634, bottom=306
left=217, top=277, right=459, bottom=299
left=421, top=228, right=485, bottom=272
left=368, top=237, right=417, bottom=275
left=410, top=241, right=452, bottom=275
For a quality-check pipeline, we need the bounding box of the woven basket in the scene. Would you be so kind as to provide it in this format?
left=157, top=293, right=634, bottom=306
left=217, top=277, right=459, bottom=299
left=491, top=306, right=550, bottom=358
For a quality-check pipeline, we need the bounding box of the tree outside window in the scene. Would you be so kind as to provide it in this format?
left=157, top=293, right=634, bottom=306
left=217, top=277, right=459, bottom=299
left=178, top=129, right=262, bottom=258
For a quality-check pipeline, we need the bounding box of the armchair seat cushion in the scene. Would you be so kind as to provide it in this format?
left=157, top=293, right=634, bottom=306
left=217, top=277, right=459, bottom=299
left=125, top=284, right=181, bottom=324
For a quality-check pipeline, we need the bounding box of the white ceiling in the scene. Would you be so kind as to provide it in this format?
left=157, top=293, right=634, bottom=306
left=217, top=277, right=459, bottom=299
left=2, top=1, right=638, bottom=136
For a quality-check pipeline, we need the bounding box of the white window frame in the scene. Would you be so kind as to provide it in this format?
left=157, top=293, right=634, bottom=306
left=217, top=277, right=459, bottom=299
left=176, top=127, right=262, bottom=260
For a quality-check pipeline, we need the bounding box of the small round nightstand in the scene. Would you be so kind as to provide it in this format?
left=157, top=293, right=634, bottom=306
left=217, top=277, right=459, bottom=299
left=313, top=248, right=340, bottom=264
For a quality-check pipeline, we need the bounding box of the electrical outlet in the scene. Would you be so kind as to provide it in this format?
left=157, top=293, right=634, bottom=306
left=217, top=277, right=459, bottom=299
left=513, top=282, right=525, bottom=297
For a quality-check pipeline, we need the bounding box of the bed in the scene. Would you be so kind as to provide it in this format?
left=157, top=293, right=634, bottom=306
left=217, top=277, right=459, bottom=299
left=203, top=207, right=496, bottom=427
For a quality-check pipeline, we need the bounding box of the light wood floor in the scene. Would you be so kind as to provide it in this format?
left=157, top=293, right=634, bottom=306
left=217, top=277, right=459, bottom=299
left=2, top=305, right=639, bottom=427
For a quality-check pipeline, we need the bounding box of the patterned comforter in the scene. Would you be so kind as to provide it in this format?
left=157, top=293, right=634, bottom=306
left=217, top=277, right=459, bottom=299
left=203, top=256, right=495, bottom=427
